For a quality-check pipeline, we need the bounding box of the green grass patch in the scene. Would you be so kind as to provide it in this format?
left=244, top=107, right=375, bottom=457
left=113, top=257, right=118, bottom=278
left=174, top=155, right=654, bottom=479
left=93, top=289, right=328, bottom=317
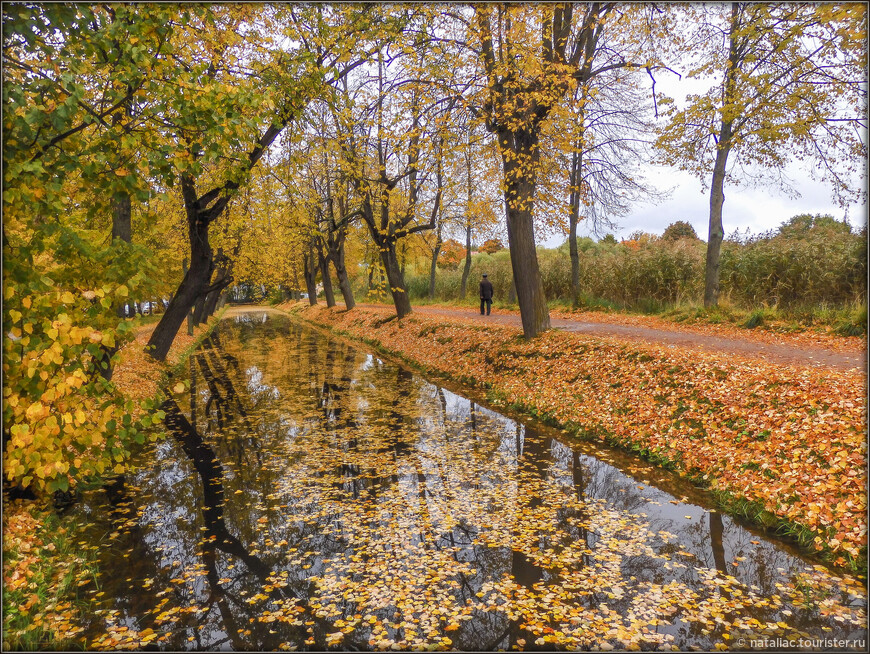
left=2, top=505, right=99, bottom=650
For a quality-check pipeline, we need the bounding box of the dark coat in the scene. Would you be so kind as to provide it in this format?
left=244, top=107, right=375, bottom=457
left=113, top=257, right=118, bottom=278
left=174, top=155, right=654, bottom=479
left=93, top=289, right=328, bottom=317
left=479, top=278, right=494, bottom=300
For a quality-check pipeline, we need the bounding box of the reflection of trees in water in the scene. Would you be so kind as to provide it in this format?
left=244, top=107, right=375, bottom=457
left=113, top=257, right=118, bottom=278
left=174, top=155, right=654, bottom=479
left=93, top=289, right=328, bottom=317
left=85, top=315, right=864, bottom=650
left=161, top=396, right=285, bottom=650
left=160, top=390, right=373, bottom=650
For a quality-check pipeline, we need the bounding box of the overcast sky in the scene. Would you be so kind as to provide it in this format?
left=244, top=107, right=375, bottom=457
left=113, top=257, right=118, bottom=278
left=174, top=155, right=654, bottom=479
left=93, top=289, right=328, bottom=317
left=542, top=62, right=868, bottom=247
left=550, top=162, right=868, bottom=246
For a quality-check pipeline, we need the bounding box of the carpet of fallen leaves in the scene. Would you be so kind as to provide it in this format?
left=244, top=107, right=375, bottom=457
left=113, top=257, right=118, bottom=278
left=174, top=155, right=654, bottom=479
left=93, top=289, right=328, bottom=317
left=394, top=302, right=865, bottom=354
left=288, top=303, right=867, bottom=566
left=2, top=501, right=88, bottom=648
left=2, top=317, right=216, bottom=650
left=111, top=319, right=210, bottom=403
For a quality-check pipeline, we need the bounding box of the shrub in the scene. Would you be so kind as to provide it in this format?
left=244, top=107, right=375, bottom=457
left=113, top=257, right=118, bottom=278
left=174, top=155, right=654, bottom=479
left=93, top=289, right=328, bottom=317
left=720, top=217, right=866, bottom=307
left=397, top=213, right=865, bottom=323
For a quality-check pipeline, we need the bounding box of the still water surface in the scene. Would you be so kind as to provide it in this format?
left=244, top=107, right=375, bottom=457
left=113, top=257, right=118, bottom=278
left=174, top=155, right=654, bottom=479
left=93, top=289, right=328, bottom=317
left=74, top=311, right=866, bottom=650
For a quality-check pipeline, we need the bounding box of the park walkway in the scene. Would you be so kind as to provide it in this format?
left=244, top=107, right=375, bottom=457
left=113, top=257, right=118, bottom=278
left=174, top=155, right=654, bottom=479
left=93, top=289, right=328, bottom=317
left=348, top=303, right=866, bottom=373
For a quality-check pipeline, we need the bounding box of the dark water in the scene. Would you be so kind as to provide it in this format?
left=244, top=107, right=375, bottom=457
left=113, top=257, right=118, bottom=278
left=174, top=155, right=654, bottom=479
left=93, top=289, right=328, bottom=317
left=73, top=311, right=866, bottom=651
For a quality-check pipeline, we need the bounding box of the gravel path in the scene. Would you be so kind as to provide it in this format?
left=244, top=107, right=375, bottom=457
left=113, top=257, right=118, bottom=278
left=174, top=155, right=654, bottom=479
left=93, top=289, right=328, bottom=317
left=242, top=303, right=865, bottom=373
left=400, top=306, right=866, bottom=373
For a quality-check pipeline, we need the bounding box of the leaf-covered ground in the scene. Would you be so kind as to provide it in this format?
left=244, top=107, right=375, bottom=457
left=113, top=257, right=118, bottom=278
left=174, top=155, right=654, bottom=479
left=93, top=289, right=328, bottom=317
left=1, top=502, right=91, bottom=649
left=287, top=303, right=867, bottom=568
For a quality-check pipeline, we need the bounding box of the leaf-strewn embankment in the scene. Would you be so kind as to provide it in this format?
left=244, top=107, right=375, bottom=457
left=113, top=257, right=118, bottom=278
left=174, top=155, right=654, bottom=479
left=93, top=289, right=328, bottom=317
left=2, top=312, right=223, bottom=650
left=284, top=303, right=867, bottom=571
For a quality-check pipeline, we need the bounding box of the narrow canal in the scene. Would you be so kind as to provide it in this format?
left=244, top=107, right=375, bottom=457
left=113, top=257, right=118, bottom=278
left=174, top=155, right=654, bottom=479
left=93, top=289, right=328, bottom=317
left=73, top=310, right=866, bottom=651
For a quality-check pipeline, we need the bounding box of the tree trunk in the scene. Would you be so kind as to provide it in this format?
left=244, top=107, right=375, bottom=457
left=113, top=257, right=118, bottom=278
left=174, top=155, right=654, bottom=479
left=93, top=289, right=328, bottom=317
left=202, top=276, right=226, bottom=319
left=192, top=253, right=215, bottom=325
left=192, top=293, right=208, bottom=325
left=568, top=148, right=582, bottom=307
left=331, top=239, right=355, bottom=310
left=704, top=136, right=730, bottom=308
left=303, top=240, right=318, bottom=306
left=399, top=240, right=407, bottom=278
left=460, top=219, right=472, bottom=300
left=101, top=191, right=133, bottom=380
left=148, top=236, right=212, bottom=360
left=379, top=240, right=412, bottom=318
left=147, top=182, right=213, bottom=361
left=111, top=191, right=132, bottom=243
left=428, top=226, right=443, bottom=300
left=201, top=248, right=232, bottom=320
left=460, top=140, right=474, bottom=300
left=705, top=3, right=740, bottom=309
left=499, top=131, right=550, bottom=338
left=317, top=241, right=336, bottom=308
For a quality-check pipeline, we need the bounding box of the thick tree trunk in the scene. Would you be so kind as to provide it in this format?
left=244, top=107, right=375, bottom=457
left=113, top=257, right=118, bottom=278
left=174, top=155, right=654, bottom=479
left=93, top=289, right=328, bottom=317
left=317, top=242, right=336, bottom=308
left=148, top=240, right=212, bottom=359
left=499, top=131, right=550, bottom=338
left=147, top=185, right=213, bottom=360
left=379, top=240, right=412, bottom=318
left=705, top=130, right=732, bottom=308
left=568, top=148, right=582, bottom=307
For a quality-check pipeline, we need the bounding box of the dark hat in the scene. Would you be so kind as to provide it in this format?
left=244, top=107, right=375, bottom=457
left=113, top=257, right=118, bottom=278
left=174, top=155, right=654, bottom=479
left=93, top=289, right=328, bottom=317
left=482, top=273, right=488, bottom=277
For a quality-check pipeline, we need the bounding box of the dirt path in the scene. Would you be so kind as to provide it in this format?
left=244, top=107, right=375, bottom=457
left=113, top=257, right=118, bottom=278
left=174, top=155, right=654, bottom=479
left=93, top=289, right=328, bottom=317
left=351, top=304, right=865, bottom=373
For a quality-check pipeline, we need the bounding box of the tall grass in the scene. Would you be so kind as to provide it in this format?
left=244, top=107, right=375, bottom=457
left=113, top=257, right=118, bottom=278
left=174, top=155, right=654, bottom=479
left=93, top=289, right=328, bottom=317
left=399, top=215, right=867, bottom=333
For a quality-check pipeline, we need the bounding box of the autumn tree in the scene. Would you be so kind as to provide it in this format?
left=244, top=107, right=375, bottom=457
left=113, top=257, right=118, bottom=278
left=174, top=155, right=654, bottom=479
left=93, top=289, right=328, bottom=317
left=144, top=5, right=398, bottom=359
left=479, top=238, right=505, bottom=254
left=300, top=105, right=357, bottom=309
left=466, top=3, right=665, bottom=337
left=662, top=220, right=700, bottom=241
left=450, top=122, right=502, bottom=299
left=330, top=14, right=446, bottom=319
left=656, top=3, right=867, bottom=307
left=230, top=144, right=311, bottom=302
left=3, top=4, right=179, bottom=494
left=144, top=6, right=312, bottom=359
left=547, top=60, right=670, bottom=307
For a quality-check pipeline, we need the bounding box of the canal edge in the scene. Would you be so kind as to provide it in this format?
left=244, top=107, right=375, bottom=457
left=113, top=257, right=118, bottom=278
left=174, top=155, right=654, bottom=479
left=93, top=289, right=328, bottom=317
left=274, top=302, right=867, bottom=578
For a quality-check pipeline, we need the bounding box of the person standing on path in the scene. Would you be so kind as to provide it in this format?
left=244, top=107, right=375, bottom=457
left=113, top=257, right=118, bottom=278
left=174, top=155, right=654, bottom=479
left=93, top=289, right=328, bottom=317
left=479, top=273, right=493, bottom=315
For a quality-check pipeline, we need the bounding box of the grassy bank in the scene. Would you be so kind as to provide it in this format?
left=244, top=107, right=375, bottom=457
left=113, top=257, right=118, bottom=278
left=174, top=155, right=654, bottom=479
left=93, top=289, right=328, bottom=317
left=2, top=310, right=224, bottom=650
left=283, top=302, right=867, bottom=574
